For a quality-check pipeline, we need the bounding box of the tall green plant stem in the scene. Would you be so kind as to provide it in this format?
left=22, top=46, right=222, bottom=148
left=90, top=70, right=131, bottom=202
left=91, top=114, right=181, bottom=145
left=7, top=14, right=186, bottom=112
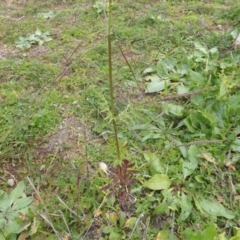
left=107, top=0, right=120, bottom=161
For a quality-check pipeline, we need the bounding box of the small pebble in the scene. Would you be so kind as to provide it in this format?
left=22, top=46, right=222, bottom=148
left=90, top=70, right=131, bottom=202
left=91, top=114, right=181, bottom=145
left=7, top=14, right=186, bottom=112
left=7, top=179, right=15, bottom=187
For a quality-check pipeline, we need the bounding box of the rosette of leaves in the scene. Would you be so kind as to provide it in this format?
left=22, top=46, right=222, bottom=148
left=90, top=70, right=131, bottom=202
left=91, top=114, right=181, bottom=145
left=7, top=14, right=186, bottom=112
left=0, top=181, right=34, bottom=239
left=102, top=159, right=138, bottom=210
left=15, top=30, right=52, bottom=49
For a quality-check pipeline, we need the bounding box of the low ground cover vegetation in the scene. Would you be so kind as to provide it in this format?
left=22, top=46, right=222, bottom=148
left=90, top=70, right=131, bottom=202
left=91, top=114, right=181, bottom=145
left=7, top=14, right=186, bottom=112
left=1, top=0, right=240, bottom=239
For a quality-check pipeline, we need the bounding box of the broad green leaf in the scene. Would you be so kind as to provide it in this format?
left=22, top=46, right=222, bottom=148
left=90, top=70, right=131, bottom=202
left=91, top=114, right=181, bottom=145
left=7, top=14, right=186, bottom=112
left=194, top=41, right=208, bottom=55
left=193, top=197, right=206, bottom=215
left=5, top=211, right=18, bottom=221
left=109, top=230, right=121, bottom=240
left=210, top=47, right=219, bottom=61
left=143, top=174, right=171, bottom=190
left=1, top=233, right=17, bottom=240
left=4, top=219, right=27, bottom=234
left=0, top=219, right=5, bottom=229
left=177, top=84, right=189, bottom=94
left=189, top=70, right=205, bottom=85
left=9, top=181, right=25, bottom=203
left=218, top=232, right=227, bottom=240
left=156, top=230, right=178, bottom=240
left=141, top=133, right=162, bottom=142
left=201, top=224, right=217, bottom=240
left=178, top=193, right=192, bottom=222
left=35, top=29, right=42, bottom=35
left=195, top=175, right=207, bottom=184
left=230, top=139, right=240, bottom=152
left=145, top=74, right=161, bottom=82
left=231, top=29, right=239, bottom=39
left=12, top=196, right=34, bottom=211
left=230, top=227, right=240, bottom=239
left=124, top=217, right=137, bottom=229
left=0, top=193, right=10, bottom=212
left=178, top=57, right=190, bottom=75
left=175, top=140, right=187, bottom=158
left=119, top=211, right=126, bottom=228
left=145, top=79, right=170, bottom=93
left=188, top=145, right=198, bottom=161
left=199, top=198, right=235, bottom=219
left=144, top=152, right=164, bottom=173
left=162, top=102, right=184, bottom=116
left=219, top=81, right=227, bottom=98
left=157, top=61, right=169, bottom=76
left=102, top=226, right=113, bottom=234
left=182, top=159, right=198, bottom=179
left=143, top=67, right=154, bottom=75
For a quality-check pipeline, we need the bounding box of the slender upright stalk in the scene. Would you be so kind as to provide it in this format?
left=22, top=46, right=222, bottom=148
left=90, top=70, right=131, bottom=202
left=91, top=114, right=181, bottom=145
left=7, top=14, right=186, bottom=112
left=107, top=0, right=120, bottom=161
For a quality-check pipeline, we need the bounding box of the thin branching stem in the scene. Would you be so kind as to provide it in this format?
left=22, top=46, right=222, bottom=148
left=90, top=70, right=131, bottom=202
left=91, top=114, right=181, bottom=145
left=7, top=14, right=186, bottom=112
left=108, top=0, right=120, bottom=161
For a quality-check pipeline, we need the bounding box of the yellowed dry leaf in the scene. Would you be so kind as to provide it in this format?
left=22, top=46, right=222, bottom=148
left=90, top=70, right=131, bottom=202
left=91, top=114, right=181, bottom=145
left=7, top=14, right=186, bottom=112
left=202, top=153, right=217, bottom=164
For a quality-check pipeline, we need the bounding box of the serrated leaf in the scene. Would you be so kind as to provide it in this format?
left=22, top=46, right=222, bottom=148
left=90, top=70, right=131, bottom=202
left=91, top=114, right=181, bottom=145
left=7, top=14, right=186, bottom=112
left=143, top=174, right=171, bottom=190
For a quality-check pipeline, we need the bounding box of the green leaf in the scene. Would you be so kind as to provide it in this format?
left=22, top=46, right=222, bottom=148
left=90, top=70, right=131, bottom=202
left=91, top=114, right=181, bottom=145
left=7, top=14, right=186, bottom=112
left=109, top=230, right=121, bottom=240
left=12, top=196, right=34, bottom=211
left=0, top=192, right=10, bottom=212
left=210, top=47, right=219, bottom=61
left=4, top=220, right=31, bottom=235
left=143, top=174, right=171, bottom=190
left=144, top=152, right=164, bottom=173
left=201, top=224, right=217, bottom=240
left=9, top=181, right=25, bottom=203
left=124, top=217, right=137, bottom=229
left=145, top=79, right=170, bottom=93
left=178, top=193, right=192, bottom=222
left=162, top=102, right=184, bottom=116
left=189, top=70, right=205, bottom=85
left=199, top=198, right=235, bottom=219
left=219, top=81, right=227, bottom=98
left=157, top=61, right=169, bottom=76
left=0, top=219, right=5, bottom=229
left=156, top=230, right=178, bottom=240
left=143, top=67, right=154, bottom=75
left=145, top=74, right=161, bottom=82
left=230, top=139, right=240, bottom=152
left=182, top=159, right=198, bottom=179
left=177, top=84, right=189, bottom=94
left=35, top=29, right=42, bottom=35
left=141, top=133, right=162, bottom=142
left=194, top=41, right=208, bottom=55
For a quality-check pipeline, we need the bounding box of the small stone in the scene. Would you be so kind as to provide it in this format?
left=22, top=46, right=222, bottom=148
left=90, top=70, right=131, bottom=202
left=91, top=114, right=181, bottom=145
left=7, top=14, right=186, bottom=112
left=7, top=179, right=15, bottom=187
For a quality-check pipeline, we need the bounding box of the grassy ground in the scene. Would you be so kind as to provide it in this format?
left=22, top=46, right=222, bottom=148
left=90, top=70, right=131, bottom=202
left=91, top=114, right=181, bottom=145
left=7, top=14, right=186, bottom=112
left=1, top=0, right=240, bottom=239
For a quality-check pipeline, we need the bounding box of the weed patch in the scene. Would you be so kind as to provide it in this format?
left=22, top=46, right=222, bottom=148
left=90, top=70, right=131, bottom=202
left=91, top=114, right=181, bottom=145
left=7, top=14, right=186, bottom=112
left=1, top=0, right=240, bottom=239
